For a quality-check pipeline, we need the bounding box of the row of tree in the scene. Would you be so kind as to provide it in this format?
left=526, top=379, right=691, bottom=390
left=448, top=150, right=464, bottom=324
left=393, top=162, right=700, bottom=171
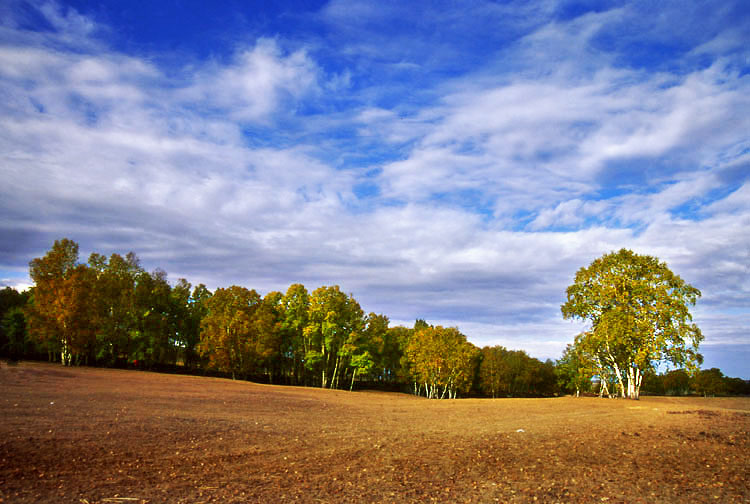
left=2, top=240, right=746, bottom=398
left=556, top=365, right=750, bottom=398
left=642, top=368, right=750, bottom=397
left=8, top=239, right=558, bottom=397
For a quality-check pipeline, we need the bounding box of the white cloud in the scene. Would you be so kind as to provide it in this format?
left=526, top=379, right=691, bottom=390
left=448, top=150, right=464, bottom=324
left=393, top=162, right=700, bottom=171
left=369, top=15, right=749, bottom=233
left=181, top=39, right=320, bottom=123
left=37, top=1, right=96, bottom=39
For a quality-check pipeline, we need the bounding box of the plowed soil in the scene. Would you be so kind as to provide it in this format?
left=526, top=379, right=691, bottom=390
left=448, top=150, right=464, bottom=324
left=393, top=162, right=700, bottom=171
left=1, top=362, right=748, bottom=503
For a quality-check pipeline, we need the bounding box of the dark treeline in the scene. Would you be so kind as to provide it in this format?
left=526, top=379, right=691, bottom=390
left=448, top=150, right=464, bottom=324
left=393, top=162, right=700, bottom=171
left=640, top=368, right=750, bottom=397
left=1, top=239, right=747, bottom=398
left=559, top=367, right=750, bottom=398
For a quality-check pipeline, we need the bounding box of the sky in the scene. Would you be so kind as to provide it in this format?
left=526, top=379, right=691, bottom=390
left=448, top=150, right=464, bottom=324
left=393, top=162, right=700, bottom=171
left=1, top=0, right=748, bottom=378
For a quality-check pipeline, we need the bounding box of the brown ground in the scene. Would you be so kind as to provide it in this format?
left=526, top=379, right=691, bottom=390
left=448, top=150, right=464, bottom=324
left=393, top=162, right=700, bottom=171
left=0, top=362, right=748, bottom=503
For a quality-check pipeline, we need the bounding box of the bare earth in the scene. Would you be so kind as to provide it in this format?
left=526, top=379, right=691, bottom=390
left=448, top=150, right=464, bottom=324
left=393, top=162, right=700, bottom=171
left=1, top=362, right=748, bottom=503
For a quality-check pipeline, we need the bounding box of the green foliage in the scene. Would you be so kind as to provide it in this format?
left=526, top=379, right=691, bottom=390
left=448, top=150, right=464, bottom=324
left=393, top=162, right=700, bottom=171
left=88, top=251, right=143, bottom=366
left=692, top=368, right=727, bottom=397
left=304, top=285, right=365, bottom=388
left=561, top=249, right=703, bottom=399
left=555, top=343, right=592, bottom=397
left=27, top=240, right=99, bottom=365
left=405, top=326, right=478, bottom=399
left=639, top=368, right=664, bottom=395
left=0, top=287, right=30, bottom=360
left=280, top=283, right=310, bottom=385
left=479, top=346, right=557, bottom=398
left=662, top=369, right=691, bottom=396
left=635, top=368, right=748, bottom=397
left=1, top=306, right=30, bottom=361
left=479, top=346, right=507, bottom=398
left=198, top=286, right=269, bottom=380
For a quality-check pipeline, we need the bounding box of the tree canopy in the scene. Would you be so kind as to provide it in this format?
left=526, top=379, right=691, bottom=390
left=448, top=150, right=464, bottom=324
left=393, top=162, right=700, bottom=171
left=561, top=249, right=703, bottom=399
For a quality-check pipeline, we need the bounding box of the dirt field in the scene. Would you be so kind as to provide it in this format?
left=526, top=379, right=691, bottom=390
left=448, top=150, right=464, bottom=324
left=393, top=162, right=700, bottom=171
left=1, top=362, right=748, bottom=503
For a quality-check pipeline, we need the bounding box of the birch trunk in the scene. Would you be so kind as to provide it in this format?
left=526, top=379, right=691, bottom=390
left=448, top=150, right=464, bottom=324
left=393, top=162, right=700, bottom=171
left=321, top=344, right=328, bottom=388
left=61, top=339, right=71, bottom=366
left=599, top=377, right=611, bottom=398
left=636, top=369, right=643, bottom=398
left=594, top=355, right=610, bottom=398
left=627, top=367, right=634, bottom=399
left=603, top=341, right=625, bottom=398
left=331, top=355, right=340, bottom=389
left=626, top=367, right=642, bottom=400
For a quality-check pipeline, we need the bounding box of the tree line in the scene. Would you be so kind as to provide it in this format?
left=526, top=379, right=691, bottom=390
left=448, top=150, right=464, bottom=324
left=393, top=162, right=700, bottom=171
left=556, top=362, right=750, bottom=398
left=1, top=240, right=747, bottom=398
left=3, top=239, right=558, bottom=397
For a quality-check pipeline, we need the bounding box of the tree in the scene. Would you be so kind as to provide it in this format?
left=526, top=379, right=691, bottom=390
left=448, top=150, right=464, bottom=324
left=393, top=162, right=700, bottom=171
left=662, top=369, right=691, bottom=396
left=359, top=313, right=389, bottom=382
left=405, top=326, right=478, bottom=399
left=387, top=325, right=415, bottom=390
left=280, top=283, right=310, bottom=384
left=724, top=376, right=750, bottom=396
left=254, top=291, right=284, bottom=383
left=198, top=286, right=263, bottom=379
left=88, top=252, right=142, bottom=365
left=479, top=345, right=508, bottom=398
left=562, top=249, right=703, bottom=399
left=168, top=278, right=193, bottom=366
left=2, top=306, right=29, bottom=361
left=639, top=368, right=665, bottom=395
left=185, top=283, right=211, bottom=369
left=304, top=285, right=364, bottom=388
left=0, top=287, right=30, bottom=360
left=27, top=239, right=98, bottom=365
left=133, top=268, right=174, bottom=367
left=693, top=368, right=726, bottom=397
left=555, top=343, right=592, bottom=397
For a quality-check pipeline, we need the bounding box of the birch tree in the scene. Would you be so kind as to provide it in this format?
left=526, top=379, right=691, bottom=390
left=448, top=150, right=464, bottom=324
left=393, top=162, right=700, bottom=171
left=27, top=239, right=97, bottom=365
left=406, top=326, right=477, bottom=399
left=562, top=249, right=703, bottom=399
left=198, top=286, right=263, bottom=379
left=304, top=285, right=364, bottom=388
left=555, top=344, right=589, bottom=397
left=479, top=345, right=508, bottom=398
left=280, top=283, right=310, bottom=384
left=88, top=252, right=142, bottom=365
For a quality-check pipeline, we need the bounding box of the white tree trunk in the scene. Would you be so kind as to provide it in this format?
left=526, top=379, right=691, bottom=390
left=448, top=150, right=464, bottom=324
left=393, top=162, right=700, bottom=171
left=331, top=355, right=340, bottom=389
left=626, top=367, right=642, bottom=400
left=350, top=368, right=357, bottom=392
left=321, top=344, right=328, bottom=388
left=603, top=341, right=625, bottom=398
left=61, top=339, right=71, bottom=366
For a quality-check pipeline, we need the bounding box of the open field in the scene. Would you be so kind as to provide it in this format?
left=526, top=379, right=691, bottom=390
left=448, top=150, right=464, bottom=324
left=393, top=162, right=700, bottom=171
left=1, top=362, right=748, bottom=503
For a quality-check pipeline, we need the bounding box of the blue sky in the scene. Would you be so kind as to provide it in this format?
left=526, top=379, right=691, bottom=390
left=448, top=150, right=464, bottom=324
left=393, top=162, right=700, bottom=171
left=1, top=0, right=749, bottom=378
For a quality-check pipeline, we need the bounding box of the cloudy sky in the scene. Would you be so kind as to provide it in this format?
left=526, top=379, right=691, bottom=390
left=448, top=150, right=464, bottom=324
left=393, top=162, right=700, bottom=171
left=1, top=0, right=748, bottom=377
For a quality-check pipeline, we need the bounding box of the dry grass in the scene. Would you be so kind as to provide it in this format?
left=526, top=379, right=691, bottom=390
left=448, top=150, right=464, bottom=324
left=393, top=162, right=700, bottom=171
left=1, top=361, right=748, bottom=503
